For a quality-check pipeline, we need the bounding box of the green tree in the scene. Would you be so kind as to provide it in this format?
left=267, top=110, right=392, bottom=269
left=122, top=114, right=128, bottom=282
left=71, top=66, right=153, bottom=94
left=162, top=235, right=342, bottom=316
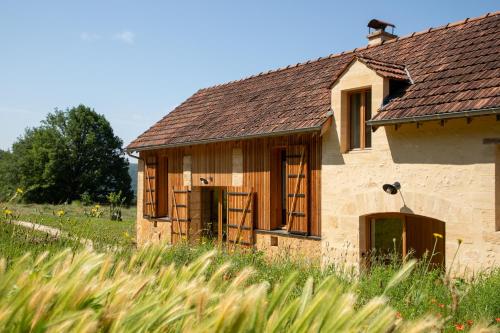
left=0, top=149, right=16, bottom=201
left=8, top=105, right=132, bottom=204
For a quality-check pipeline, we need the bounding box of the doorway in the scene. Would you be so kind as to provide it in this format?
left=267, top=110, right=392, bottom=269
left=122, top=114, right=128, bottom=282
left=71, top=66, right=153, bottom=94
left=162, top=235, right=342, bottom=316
left=199, top=187, right=227, bottom=243
left=270, top=148, right=287, bottom=230
left=362, top=213, right=445, bottom=265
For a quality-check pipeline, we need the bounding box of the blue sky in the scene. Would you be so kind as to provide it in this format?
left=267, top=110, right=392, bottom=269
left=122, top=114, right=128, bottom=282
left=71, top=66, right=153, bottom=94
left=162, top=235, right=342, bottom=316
left=0, top=1, right=497, bottom=151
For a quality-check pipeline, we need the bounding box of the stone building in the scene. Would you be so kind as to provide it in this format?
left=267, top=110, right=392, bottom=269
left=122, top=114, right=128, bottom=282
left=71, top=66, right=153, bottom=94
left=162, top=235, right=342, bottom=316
left=127, top=12, right=500, bottom=271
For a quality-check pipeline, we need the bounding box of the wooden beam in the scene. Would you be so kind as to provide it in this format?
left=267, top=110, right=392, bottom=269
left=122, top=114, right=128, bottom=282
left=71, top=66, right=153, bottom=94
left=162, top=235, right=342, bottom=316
left=287, top=146, right=305, bottom=232
left=172, top=188, right=183, bottom=241
left=218, top=188, right=223, bottom=246
left=233, top=191, right=252, bottom=249
left=360, top=92, right=366, bottom=149
left=402, top=217, right=407, bottom=262
left=144, top=158, right=156, bottom=217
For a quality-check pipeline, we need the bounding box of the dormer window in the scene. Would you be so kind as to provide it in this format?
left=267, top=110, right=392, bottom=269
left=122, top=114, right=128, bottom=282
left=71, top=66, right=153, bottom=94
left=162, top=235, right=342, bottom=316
left=348, top=89, right=372, bottom=150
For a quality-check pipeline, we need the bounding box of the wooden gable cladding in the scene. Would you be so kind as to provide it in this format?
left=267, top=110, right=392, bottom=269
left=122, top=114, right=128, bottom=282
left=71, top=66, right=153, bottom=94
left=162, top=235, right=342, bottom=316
left=145, top=132, right=322, bottom=237
left=286, top=145, right=308, bottom=234
left=171, top=186, right=191, bottom=244
left=226, top=186, right=254, bottom=246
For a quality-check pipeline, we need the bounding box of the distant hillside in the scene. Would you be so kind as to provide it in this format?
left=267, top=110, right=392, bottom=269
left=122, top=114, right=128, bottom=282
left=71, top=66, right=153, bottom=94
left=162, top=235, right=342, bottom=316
left=128, top=163, right=138, bottom=199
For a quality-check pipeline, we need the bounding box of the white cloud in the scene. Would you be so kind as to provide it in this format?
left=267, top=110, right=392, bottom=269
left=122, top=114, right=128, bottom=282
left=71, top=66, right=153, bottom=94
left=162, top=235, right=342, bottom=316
left=113, top=31, right=135, bottom=44
left=80, top=32, right=101, bottom=42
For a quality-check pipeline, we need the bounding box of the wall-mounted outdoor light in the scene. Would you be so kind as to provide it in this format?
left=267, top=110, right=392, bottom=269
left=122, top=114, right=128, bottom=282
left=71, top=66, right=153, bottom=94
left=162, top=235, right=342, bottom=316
left=382, top=181, right=401, bottom=195
left=200, top=177, right=209, bottom=185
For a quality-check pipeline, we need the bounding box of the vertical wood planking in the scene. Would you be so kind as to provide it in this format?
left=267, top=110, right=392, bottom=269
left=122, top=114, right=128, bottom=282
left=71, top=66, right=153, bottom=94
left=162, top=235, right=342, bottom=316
left=144, top=133, right=322, bottom=236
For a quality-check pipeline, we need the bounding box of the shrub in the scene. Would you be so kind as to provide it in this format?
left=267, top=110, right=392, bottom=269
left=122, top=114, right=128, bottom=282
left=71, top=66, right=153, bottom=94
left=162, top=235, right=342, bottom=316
left=107, top=191, right=126, bottom=221
left=80, top=192, right=93, bottom=206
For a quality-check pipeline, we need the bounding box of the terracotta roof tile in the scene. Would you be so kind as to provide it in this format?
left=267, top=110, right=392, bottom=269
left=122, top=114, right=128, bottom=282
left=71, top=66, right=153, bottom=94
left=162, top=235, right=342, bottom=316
left=356, top=55, right=410, bottom=81
left=128, top=11, right=500, bottom=150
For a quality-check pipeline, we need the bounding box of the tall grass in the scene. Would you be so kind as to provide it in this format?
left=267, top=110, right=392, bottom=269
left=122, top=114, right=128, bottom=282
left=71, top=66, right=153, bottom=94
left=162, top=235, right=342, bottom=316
left=0, top=245, right=436, bottom=332
left=0, top=244, right=498, bottom=332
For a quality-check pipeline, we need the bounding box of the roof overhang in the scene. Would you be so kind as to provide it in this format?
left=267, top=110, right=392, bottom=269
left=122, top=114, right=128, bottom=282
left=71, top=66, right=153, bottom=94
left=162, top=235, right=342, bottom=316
left=126, top=113, right=333, bottom=152
left=367, top=107, right=500, bottom=127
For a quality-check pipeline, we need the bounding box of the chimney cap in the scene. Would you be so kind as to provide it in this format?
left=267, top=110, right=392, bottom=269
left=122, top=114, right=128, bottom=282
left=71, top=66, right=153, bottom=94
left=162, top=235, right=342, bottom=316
left=368, top=19, right=396, bottom=30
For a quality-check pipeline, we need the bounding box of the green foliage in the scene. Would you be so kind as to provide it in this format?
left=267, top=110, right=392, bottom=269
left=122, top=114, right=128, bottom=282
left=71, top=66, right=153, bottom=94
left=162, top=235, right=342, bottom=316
left=0, top=245, right=457, bottom=333
left=0, top=150, right=16, bottom=202
left=84, top=204, right=104, bottom=218
left=0, top=222, right=81, bottom=264
left=1, top=203, right=499, bottom=332
left=107, top=191, right=125, bottom=221
left=80, top=192, right=93, bottom=206
left=2, top=202, right=136, bottom=251
left=2, top=105, right=132, bottom=204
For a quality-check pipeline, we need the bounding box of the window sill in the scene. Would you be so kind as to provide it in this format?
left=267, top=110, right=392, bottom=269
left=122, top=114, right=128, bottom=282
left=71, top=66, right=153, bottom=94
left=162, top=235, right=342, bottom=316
left=345, top=148, right=373, bottom=154
left=143, top=216, right=171, bottom=222
left=255, top=229, right=321, bottom=241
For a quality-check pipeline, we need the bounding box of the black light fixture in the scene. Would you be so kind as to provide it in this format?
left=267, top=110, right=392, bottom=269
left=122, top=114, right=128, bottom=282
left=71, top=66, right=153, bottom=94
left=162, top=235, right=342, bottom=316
left=382, top=182, right=401, bottom=195
left=200, top=177, right=209, bottom=185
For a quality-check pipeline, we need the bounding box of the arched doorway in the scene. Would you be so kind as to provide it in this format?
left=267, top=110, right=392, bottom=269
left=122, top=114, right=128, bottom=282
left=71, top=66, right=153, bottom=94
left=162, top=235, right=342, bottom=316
left=360, top=213, right=445, bottom=265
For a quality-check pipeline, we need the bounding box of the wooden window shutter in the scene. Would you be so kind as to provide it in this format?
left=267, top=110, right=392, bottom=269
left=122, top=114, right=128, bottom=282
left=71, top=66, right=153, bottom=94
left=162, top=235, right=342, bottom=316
left=286, top=145, right=308, bottom=235
left=226, top=186, right=254, bottom=247
left=171, top=186, right=191, bottom=244
left=143, top=155, right=158, bottom=218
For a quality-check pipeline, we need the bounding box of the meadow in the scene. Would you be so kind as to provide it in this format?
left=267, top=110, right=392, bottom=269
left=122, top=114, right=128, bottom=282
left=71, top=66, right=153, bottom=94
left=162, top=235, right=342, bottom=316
left=0, top=203, right=499, bottom=332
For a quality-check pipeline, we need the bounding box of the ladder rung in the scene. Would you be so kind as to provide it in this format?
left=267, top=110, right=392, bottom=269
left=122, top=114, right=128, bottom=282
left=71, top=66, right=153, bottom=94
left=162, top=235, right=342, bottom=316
left=288, top=174, right=305, bottom=178
left=227, top=192, right=251, bottom=196
left=228, top=208, right=251, bottom=212
left=288, top=211, right=305, bottom=217
left=227, top=224, right=252, bottom=230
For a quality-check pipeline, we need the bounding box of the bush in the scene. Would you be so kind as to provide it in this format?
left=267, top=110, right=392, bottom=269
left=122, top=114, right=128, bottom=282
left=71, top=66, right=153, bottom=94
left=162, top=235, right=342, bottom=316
left=80, top=192, right=93, bottom=206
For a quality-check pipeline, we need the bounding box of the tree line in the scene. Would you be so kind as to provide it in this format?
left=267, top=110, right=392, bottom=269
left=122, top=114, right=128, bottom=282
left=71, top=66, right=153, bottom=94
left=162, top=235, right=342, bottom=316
left=0, top=105, right=132, bottom=204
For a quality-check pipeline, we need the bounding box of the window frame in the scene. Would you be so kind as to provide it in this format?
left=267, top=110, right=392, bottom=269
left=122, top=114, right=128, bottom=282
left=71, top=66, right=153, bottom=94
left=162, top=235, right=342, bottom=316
left=346, top=89, right=372, bottom=151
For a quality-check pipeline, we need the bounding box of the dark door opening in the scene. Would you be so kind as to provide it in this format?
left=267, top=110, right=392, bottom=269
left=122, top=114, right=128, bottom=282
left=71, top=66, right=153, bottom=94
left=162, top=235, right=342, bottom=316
left=199, top=187, right=227, bottom=242
left=270, top=148, right=287, bottom=230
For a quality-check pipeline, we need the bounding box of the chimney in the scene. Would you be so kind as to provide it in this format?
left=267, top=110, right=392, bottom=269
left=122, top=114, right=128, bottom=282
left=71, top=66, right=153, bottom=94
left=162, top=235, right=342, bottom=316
left=367, top=19, right=397, bottom=46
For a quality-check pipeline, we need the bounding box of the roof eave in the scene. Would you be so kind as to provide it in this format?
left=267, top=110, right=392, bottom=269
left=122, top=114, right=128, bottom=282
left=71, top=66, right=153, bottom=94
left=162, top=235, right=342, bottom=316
left=126, top=116, right=332, bottom=152
left=367, top=107, right=500, bottom=127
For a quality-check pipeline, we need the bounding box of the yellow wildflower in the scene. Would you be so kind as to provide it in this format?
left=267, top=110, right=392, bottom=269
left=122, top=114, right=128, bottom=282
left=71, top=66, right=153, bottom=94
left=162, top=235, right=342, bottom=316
left=95, top=204, right=100, bottom=209
left=3, top=209, right=13, bottom=216
left=16, top=188, right=23, bottom=194
left=433, top=233, right=443, bottom=239
left=56, top=210, right=65, bottom=217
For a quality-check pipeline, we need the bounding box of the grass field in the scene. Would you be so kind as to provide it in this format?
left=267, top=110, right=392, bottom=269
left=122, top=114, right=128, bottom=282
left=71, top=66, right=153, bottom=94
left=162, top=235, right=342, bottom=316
left=2, top=202, right=136, bottom=251
left=0, top=220, right=82, bottom=261
left=1, top=203, right=499, bottom=332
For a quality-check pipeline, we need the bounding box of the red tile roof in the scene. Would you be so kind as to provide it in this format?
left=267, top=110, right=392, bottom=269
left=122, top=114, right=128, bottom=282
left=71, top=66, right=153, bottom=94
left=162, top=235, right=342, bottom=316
left=128, top=11, right=500, bottom=150
left=356, top=55, right=410, bottom=82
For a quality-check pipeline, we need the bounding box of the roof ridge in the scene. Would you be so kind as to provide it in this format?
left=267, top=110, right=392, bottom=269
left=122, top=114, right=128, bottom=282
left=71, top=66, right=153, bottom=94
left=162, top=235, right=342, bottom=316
left=198, top=10, right=500, bottom=92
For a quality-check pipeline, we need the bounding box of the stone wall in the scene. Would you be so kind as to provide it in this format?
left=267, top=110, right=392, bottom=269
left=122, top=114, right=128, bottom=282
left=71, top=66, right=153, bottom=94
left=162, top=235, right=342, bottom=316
left=322, top=100, right=499, bottom=272
left=255, top=233, right=321, bottom=263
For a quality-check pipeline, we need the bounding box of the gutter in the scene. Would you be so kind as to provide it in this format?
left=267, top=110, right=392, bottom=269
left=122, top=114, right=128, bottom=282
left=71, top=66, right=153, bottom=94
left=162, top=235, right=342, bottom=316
left=366, top=107, right=500, bottom=126
left=126, top=113, right=333, bottom=153
left=126, top=151, right=142, bottom=161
